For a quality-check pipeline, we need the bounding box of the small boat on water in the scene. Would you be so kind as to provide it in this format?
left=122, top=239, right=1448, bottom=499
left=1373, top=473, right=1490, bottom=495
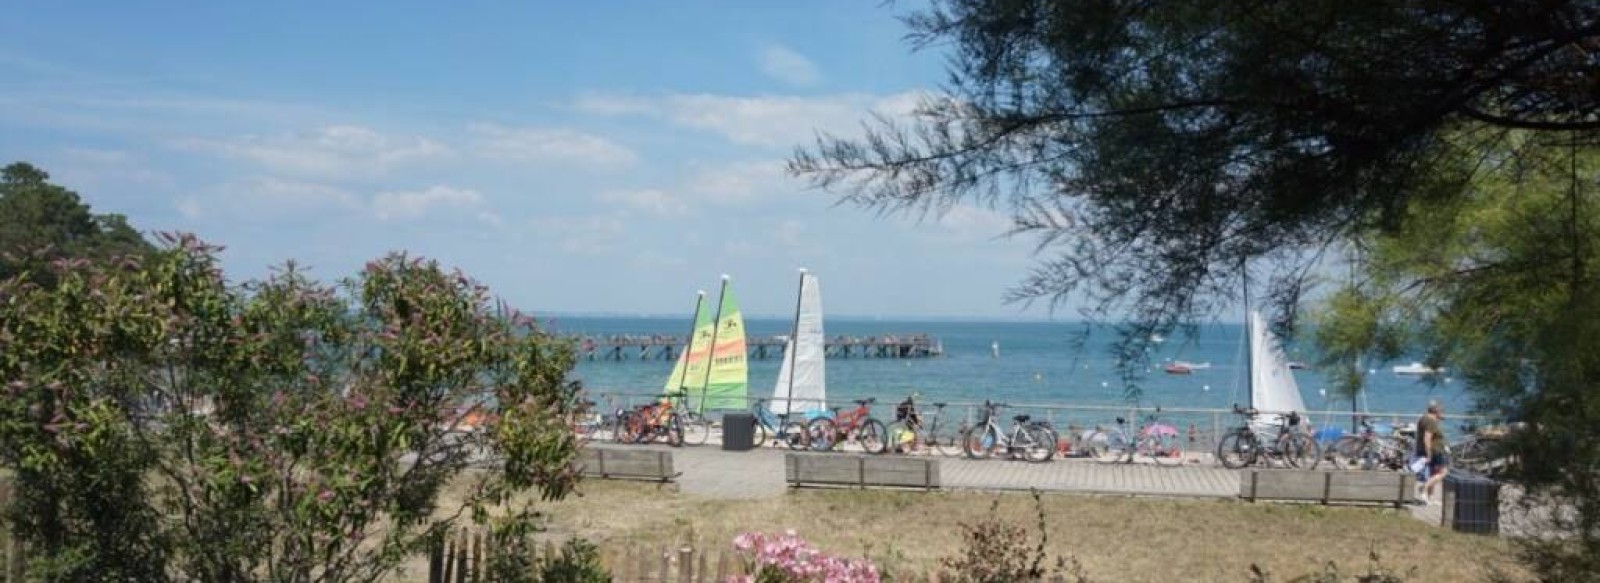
left=1393, top=362, right=1445, bottom=376
left=1288, top=361, right=1307, bottom=370
left=1163, top=360, right=1209, bottom=375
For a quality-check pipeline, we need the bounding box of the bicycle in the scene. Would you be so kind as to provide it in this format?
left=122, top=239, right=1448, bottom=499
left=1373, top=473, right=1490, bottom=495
left=750, top=398, right=823, bottom=450
left=1087, top=407, right=1183, bottom=466
left=1324, top=417, right=1409, bottom=471
left=960, top=401, right=1055, bottom=462
left=1451, top=421, right=1517, bottom=475
left=806, top=398, right=888, bottom=454
left=886, top=399, right=963, bottom=456
left=617, top=398, right=684, bottom=447
left=663, top=393, right=712, bottom=446
left=1216, top=405, right=1320, bottom=469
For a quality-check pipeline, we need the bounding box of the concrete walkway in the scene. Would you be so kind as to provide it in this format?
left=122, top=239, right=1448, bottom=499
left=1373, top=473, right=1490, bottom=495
left=589, top=443, right=1553, bottom=538
left=605, top=444, right=1236, bottom=499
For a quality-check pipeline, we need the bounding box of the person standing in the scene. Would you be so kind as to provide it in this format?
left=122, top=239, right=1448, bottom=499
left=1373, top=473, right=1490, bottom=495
left=1416, top=400, right=1450, bottom=503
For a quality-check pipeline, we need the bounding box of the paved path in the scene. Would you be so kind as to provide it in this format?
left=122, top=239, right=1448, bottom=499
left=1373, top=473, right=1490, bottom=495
left=607, top=445, right=1236, bottom=499
left=592, top=444, right=1553, bottom=537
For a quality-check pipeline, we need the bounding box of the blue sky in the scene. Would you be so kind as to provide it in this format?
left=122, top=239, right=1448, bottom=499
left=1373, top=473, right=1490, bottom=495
left=0, top=1, right=1053, bottom=319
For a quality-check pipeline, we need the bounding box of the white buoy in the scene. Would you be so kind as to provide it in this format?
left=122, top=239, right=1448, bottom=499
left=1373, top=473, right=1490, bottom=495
left=1202, top=385, right=1210, bottom=392
left=1319, top=389, right=1327, bottom=397
left=1101, top=381, right=1109, bottom=388
left=991, top=340, right=1000, bottom=359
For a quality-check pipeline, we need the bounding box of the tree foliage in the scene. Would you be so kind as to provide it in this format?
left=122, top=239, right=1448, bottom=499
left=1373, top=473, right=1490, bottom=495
left=0, top=162, right=153, bottom=287
left=0, top=234, right=583, bottom=582
left=1311, top=134, right=1599, bottom=579
left=791, top=0, right=1597, bottom=338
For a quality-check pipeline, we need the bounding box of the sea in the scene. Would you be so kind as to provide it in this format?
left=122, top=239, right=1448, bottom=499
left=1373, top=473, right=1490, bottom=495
left=548, top=316, right=1479, bottom=430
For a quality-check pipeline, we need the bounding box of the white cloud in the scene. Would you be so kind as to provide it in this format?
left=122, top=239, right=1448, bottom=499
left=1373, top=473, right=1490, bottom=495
left=176, top=196, right=203, bottom=220
left=51, top=147, right=174, bottom=190
left=600, top=189, right=689, bottom=217
left=371, top=185, right=483, bottom=221
left=575, top=91, right=929, bottom=148
left=243, top=176, right=362, bottom=209
left=184, top=125, right=448, bottom=178
left=759, top=46, right=821, bottom=87
left=468, top=123, right=636, bottom=167
left=722, top=240, right=759, bottom=258
left=59, top=147, right=131, bottom=165
left=934, top=205, right=1016, bottom=241
left=773, top=219, right=805, bottom=248
left=687, top=160, right=792, bottom=204
left=532, top=215, right=624, bottom=256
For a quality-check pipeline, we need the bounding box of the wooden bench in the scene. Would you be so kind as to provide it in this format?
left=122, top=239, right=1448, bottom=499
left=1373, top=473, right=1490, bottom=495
left=785, top=453, right=940, bottom=490
left=575, top=447, right=677, bottom=482
left=1239, top=470, right=1416, bottom=508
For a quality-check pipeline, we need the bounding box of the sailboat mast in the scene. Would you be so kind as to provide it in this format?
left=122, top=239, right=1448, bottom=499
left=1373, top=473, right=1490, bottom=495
left=673, top=291, right=707, bottom=396
left=782, top=269, right=807, bottom=416
left=697, top=275, right=731, bottom=416
left=1243, top=261, right=1253, bottom=410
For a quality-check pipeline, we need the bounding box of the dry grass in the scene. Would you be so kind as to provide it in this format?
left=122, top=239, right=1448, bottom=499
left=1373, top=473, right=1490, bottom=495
left=400, top=473, right=1529, bottom=582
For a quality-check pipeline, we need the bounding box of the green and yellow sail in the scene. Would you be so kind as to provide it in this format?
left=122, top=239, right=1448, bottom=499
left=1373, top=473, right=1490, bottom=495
left=664, top=292, right=713, bottom=397
left=698, top=277, right=748, bottom=412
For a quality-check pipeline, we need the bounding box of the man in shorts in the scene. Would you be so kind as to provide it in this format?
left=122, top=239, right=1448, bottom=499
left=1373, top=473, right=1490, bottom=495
left=1416, top=400, right=1450, bottom=503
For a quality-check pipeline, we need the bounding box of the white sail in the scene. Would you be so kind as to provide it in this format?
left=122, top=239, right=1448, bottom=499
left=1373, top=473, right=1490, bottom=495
left=1249, top=310, right=1308, bottom=435
left=771, top=272, right=825, bottom=416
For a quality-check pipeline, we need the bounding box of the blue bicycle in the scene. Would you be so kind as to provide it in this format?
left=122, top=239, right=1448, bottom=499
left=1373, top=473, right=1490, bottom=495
left=751, top=398, right=831, bottom=449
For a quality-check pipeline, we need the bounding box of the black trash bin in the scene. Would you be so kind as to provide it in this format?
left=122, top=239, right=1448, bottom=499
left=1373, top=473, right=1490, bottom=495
left=721, top=412, right=756, bottom=452
left=1442, top=471, right=1501, bottom=534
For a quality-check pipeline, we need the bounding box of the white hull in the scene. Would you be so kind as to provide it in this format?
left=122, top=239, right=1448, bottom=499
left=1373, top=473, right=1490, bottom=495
left=1393, top=362, right=1444, bottom=375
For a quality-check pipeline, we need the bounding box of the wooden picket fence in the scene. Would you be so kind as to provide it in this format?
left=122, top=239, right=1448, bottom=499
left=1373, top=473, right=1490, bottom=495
left=0, top=479, right=23, bottom=583
left=426, top=528, right=1080, bottom=583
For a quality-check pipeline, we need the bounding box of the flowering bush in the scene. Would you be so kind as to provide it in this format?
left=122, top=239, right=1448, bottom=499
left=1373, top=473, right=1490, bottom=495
left=727, top=531, right=879, bottom=583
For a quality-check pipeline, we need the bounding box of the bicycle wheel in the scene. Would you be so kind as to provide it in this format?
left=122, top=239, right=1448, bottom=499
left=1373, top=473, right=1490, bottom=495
left=1282, top=433, right=1320, bottom=469
left=613, top=412, right=638, bottom=444
left=1021, top=426, right=1055, bottom=463
left=751, top=421, right=769, bottom=448
left=857, top=418, right=888, bottom=454
left=782, top=420, right=809, bottom=450
left=1216, top=430, right=1255, bottom=469
left=1093, top=431, right=1129, bottom=464
left=806, top=417, right=838, bottom=452
left=681, top=415, right=711, bottom=446
left=664, top=414, right=685, bottom=447
left=926, top=423, right=960, bottom=457
left=961, top=426, right=997, bottom=459
left=1324, top=435, right=1362, bottom=469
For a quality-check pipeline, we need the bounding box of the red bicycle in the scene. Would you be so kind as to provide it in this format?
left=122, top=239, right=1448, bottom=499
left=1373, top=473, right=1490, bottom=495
left=805, top=398, right=887, bottom=454
left=616, top=399, right=684, bottom=447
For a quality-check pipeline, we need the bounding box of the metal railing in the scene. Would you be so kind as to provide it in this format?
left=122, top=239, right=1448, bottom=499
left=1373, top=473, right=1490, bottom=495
left=590, top=391, right=1498, bottom=454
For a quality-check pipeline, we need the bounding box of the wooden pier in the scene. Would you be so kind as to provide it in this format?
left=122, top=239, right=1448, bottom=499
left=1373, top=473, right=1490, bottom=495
left=575, top=334, right=943, bottom=361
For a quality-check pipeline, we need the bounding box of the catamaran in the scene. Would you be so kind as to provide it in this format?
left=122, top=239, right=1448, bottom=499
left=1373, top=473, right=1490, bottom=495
left=661, top=275, right=749, bottom=415
left=1244, top=310, right=1310, bottom=437
left=771, top=269, right=826, bottom=416
left=696, top=275, right=748, bottom=412
left=663, top=291, right=712, bottom=404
